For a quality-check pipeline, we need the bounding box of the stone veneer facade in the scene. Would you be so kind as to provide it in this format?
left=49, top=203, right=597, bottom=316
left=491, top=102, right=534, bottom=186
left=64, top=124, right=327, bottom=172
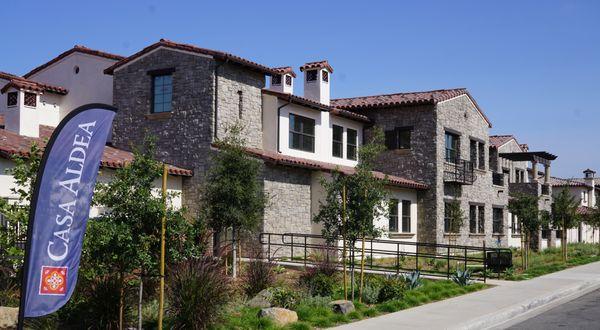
left=364, top=95, right=509, bottom=247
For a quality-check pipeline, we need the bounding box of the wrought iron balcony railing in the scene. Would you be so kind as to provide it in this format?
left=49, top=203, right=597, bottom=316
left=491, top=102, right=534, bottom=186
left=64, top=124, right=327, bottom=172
left=444, top=158, right=475, bottom=185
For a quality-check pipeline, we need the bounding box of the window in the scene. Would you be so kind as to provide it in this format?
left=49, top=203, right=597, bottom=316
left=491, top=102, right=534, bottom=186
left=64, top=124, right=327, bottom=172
left=285, top=75, right=292, bottom=86
left=389, top=199, right=399, bottom=232
left=306, top=70, right=318, bottom=82
left=24, top=92, right=36, bottom=107
left=493, top=208, right=503, bottom=234
left=582, top=191, right=589, bottom=205
left=541, top=229, right=551, bottom=239
left=469, top=205, right=477, bottom=234
left=289, top=114, right=315, bottom=152
left=556, top=230, right=563, bottom=240
left=470, top=140, right=477, bottom=166
left=322, top=70, right=329, bottom=82
left=469, top=204, right=485, bottom=234
left=515, top=169, right=525, bottom=183
left=445, top=132, right=459, bottom=163
left=444, top=203, right=453, bottom=233
left=7, top=92, right=17, bottom=107
left=478, top=206, right=485, bottom=234
left=152, top=74, right=173, bottom=113
left=73, top=65, right=80, bottom=74
left=332, top=125, right=343, bottom=158
left=511, top=214, right=520, bottom=234
left=478, top=142, right=485, bottom=170
left=401, top=200, right=411, bottom=233
left=385, top=127, right=412, bottom=150
left=272, top=74, right=282, bottom=85
left=238, top=91, right=243, bottom=119
left=346, top=128, right=357, bottom=160
left=444, top=202, right=462, bottom=233
left=0, top=211, right=7, bottom=229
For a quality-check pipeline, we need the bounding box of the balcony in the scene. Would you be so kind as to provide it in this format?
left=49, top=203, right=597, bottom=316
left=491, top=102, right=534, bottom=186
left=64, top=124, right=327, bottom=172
left=509, top=182, right=552, bottom=197
left=492, top=172, right=505, bottom=186
left=444, top=158, right=475, bottom=185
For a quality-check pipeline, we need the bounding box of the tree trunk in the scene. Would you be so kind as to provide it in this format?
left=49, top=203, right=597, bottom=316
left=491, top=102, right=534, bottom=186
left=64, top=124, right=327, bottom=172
left=350, top=244, right=355, bottom=301
left=563, top=220, right=567, bottom=262
left=232, top=227, right=238, bottom=278
left=119, top=272, right=124, bottom=330
left=342, top=238, right=347, bottom=300
left=359, top=237, right=366, bottom=303
left=138, top=276, right=143, bottom=330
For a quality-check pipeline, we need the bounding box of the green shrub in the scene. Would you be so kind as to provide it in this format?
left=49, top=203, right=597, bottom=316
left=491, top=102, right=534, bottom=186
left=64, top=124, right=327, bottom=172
left=361, top=284, right=381, bottom=304
left=451, top=269, right=473, bottom=286
left=299, top=261, right=337, bottom=297
left=167, top=257, right=232, bottom=329
left=401, top=270, right=423, bottom=290
left=377, top=275, right=406, bottom=302
left=269, top=287, right=301, bottom=309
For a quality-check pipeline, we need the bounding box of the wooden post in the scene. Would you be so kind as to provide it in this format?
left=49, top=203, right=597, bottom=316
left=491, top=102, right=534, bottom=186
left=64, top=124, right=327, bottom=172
left=158, top=164, right=167, bottom=330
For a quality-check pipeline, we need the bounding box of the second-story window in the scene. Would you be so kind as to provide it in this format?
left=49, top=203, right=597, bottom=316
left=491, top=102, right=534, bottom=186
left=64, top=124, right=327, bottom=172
left=7, top=92, right=17, bottom=107
left=152, top=74, right=173, bottom=113
left=332, top=125, right=343, bottom=158
left=347, top=128, right=357, bottom=160
left=493, top=207, right=504, bottom=234
left=24, top=92, right=36, bottom=107
left=445, top=132, right=459, bottom=163
left=385, top=127, right=412, bottom=150
left=470, top=140, right=477, bottom=166
left=289, top=113, right=315, bottom=152
left=478, top=142, right=485, bottom=170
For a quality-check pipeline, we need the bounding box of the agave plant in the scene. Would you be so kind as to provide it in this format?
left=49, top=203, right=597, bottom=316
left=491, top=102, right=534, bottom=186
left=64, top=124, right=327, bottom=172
left=401, top=270, right=423, bottom=290
left=451, top=269, right=473, bottom=286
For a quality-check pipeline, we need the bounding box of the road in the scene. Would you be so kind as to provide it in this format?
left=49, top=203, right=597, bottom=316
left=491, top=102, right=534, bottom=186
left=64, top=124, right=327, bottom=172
left=507, top=288, right=600, bottom=330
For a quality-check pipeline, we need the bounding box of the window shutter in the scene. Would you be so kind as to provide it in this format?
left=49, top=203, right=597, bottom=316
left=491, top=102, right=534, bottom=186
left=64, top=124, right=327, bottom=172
left=385, top=130, right=397, bottom=150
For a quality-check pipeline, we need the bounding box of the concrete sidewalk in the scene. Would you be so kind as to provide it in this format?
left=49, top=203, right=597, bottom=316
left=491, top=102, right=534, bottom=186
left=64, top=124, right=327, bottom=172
left=332, top=261, right=600, bottom=330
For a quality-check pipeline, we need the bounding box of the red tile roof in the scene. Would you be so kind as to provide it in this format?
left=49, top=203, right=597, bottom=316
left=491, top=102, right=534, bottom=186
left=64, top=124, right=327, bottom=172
left=24, top=45, right=125, bottom=78
left=331, top=88, right=492, bottom=128
left=299, top=60, right=334, bottom=73
left=0, top=126, right=192, bottom=176
left=489, top=135, right=515, bottom=148
left=104, top=39, right=277, bottom=75
left=244, top=147, right=428, bottom=190
left=548, top=176, right=599, bottom=188
left=577, top=206, right=593, bottom=215
left=0, top=71, right=22, bottom=81
left=262, top=89, right=371, bottom=123
left=1, top=76, right=68, bottom=95
left=272, top=66, right=297, bottom=78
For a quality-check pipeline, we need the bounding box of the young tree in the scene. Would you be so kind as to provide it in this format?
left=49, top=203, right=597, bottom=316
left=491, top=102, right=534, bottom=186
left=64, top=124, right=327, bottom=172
left=203, top=124, right=266, bottom=278
left=86, top=137, right=200, bottom=329
left=314, top=128, right=388, bottom=301
left=0, top=143, right=42, bottom=274
left=550, top=189, right=580, bottom=261
left=583, top=205, right=600, bottom=255
left=445, top=200, right=465, bottom=245
left=508, top=193, right=543, bottom=270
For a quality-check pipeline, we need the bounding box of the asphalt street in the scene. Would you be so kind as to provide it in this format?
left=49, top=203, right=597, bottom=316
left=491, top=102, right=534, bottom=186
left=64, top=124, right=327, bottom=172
left=508, top=288, right=600, bottom=330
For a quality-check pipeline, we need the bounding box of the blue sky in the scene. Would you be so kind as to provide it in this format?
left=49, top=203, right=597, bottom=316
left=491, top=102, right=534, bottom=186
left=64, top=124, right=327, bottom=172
left=2, top=1, right=599, bottom=178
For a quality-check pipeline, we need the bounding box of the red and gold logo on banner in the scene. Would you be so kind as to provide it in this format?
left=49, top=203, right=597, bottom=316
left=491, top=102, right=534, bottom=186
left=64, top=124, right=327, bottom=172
left=39, top=266, right=67, bottom=295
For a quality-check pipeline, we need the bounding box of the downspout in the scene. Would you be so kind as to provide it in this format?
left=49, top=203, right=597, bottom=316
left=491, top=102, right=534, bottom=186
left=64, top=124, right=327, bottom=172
left=276, top=96, right=291, bottom=153
left=213, top=57, right=228, bottom=140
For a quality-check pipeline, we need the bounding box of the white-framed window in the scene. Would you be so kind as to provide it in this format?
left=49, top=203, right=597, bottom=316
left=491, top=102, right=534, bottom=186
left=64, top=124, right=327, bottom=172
left=332, top=125, right=343, bottom=158
left=289, top=113, right=315, bottom=152
left=347, top=128, right=357, bottom=160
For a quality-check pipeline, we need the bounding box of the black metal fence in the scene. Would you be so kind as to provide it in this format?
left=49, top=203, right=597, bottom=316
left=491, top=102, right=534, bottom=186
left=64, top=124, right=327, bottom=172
left=259, top=232, right=512, bottom=282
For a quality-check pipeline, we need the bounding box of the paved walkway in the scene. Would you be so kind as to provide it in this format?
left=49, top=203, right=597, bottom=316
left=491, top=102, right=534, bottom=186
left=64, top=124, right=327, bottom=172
left=332, top=261, right=600, bottom=330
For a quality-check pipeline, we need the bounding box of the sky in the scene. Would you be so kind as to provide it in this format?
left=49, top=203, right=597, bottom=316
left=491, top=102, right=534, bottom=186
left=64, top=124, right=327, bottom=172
left=1, top=1, right=599, bottom=178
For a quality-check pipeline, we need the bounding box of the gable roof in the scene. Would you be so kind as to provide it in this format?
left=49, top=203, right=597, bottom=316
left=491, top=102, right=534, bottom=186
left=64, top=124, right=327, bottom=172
left=244, top=147, right=428, bottom=190
left=104, top=39, right=278, bottom=76
left=489, top=134, right=526, bottom=151
left=0, top=126, right=192, bottom=176
left=548, top=176, right=600, bottom=189
left=24, top=45, right=125, bottom=78
left=0, top=71, right=22, bottom=81
left=299, top=60, right=334, bottom=73
left=331, top=88, right=492, bottom=128
left=262, top=89, right=371, bottom=123
left=1, top=76, right=68, bottom=95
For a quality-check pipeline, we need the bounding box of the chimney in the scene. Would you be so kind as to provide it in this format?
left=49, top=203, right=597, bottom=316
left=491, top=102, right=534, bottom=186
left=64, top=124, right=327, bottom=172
left=2, top=89, right=40, bottom=138
left=269, top=67, right=296, bottom=94
left=300, top=60, right=333, bottom=105
left=584, top=169, right=596, bottom=207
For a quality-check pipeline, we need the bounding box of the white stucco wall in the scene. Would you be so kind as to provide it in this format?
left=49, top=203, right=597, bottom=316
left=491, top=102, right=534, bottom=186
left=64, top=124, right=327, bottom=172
left=27, top=52, right=117, bottom=118
left=262, top=95, right=363, bottom=167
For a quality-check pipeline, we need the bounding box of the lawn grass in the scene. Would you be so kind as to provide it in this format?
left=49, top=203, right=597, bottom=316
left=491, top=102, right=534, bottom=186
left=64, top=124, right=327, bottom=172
left=214, top=279, right=487, bottom=329
left=505, top=243, right=600, bottom=281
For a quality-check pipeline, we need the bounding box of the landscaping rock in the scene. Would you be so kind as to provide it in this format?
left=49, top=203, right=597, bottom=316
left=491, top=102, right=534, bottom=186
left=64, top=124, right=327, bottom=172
left=258, top=307, right=298, bottom=326
left=0, top=307, right=18, bottom=329
left=330, top=300, right=355, bottom=314
left=248, top=289, right=273, bottom=308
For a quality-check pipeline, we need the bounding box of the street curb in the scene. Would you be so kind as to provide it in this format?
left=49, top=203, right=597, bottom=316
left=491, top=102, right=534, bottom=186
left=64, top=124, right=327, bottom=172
left=455, top=280, right=600, bottom=330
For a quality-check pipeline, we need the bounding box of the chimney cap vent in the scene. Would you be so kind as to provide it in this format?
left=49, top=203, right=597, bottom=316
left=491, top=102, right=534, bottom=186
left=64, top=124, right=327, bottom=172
left=300, top=60, right=334, bottom=73
left=272, top=66, right=297, bottom=78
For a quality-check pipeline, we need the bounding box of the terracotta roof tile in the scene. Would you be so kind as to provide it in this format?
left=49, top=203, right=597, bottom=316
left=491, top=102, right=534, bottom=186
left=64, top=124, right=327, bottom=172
left=299, top=60, right=334, bottom=73
left=577, top=206, right=593, bottom=215
left=262, top=89, right=370, bottom=123
left=24, top=45, right=125, bottom=78
left=331, top=88, right=492, bottom=128
left=1, top=76, right=68, bottom=95
left=548, top=176, right=599, bottom=188
left=0, top=126, right=192, bottom=176
left=105, top=39, right=277, bottom=75
left=0, top=71, right=22, bottom=81
left=272, top=66, right=297, bottom=78
left=244, top=147, right=428, bottom=190
left=489, top=135, right=527, bottom=151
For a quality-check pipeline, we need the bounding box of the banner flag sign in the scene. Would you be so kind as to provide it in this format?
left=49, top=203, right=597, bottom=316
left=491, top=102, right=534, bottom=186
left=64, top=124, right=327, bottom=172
left=19, top=104, right=116, bottom=319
